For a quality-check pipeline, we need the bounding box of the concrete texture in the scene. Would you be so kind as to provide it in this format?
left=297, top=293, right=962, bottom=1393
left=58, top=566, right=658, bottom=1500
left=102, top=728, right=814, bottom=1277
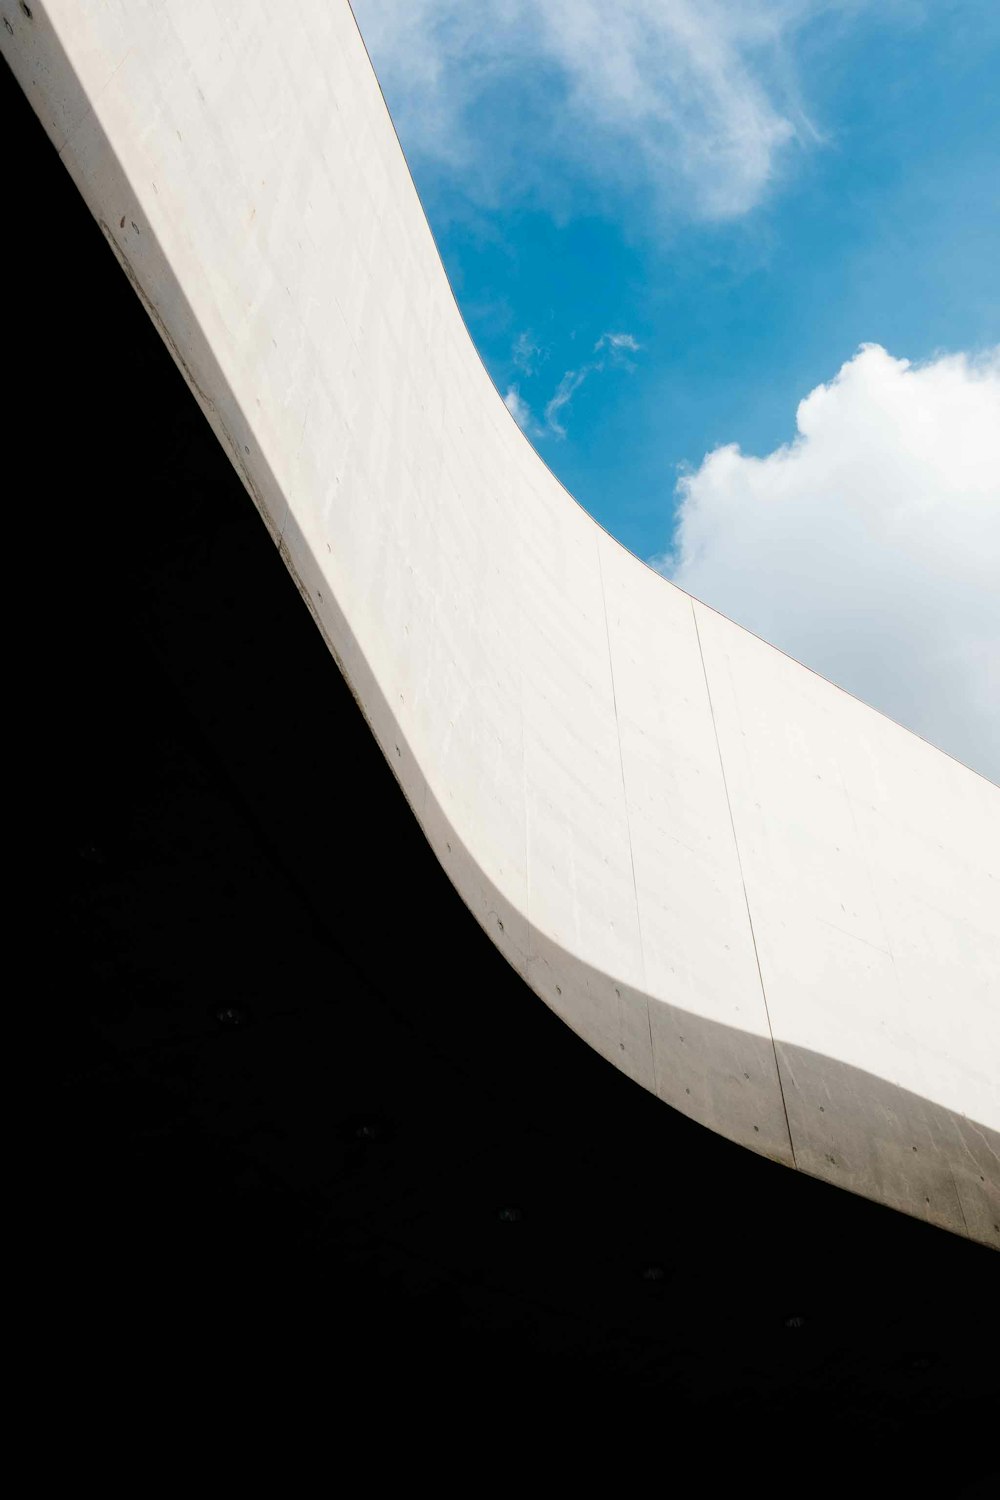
left=4, top=0, right=997, bottom=1243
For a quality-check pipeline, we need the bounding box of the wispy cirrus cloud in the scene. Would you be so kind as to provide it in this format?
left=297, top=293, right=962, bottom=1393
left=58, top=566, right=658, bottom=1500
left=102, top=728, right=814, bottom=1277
left=351, top=0, right=828, bottom=221
left=512, top=331, right=544, bottom=375
left=594, top=331, right=642, bottom=372
left=655, top=344, right=1000, bottom=780
left=543, top=368, right=592, bottom=438
left=505, top=330, right=642, bottom=439
left=503, top=384, right=536, bottom=433
left=595, top=332, right=641, bottom=355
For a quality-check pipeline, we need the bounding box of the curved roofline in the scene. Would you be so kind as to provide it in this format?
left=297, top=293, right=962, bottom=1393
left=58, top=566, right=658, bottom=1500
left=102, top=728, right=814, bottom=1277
left=5, top=0, right=997, bottom=1244
left=346, top=2, right=995, bottom=790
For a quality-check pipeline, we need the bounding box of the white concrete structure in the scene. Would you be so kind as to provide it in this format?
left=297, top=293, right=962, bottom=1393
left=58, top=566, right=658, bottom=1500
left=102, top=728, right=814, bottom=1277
left=6, top=0, right=997, bottom=1244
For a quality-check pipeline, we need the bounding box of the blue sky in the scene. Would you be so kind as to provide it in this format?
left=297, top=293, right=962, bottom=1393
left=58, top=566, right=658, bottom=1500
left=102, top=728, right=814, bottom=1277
left=351, top=0, right=999, bottom=779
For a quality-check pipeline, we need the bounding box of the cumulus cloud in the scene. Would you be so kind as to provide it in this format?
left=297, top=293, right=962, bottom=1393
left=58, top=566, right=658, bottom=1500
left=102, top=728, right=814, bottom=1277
left=656, top=344, right=1000, bottom=781
left=351, top=0, right=825, bottom=220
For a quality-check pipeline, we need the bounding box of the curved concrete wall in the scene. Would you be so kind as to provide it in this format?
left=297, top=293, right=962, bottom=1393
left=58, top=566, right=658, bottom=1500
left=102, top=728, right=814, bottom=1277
left=6, top=0, right=998, bottom=1243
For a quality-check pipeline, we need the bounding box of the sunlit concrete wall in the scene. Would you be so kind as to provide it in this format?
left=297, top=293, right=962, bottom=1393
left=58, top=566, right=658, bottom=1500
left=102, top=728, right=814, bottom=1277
left=6, top=0, right=997, bottom=1243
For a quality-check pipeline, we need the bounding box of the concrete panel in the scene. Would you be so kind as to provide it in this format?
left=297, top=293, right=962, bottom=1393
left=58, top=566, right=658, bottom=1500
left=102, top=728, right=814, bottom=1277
left=4, top=0, right=996, bottom=1244
left=694, top=599, right=1000, bottom=1237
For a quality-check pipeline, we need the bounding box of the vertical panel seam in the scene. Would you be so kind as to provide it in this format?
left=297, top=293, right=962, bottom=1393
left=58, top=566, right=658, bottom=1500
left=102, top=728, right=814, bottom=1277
left=517, top=511, right=532, bottom=977
left=597, top=537, right=657, bottom=1095
left=691, top=598, right=798, bottom=1169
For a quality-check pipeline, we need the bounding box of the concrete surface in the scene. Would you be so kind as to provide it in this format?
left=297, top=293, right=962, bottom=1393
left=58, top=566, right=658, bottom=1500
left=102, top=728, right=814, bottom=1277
left=4, top=0, right=997, bottom=1243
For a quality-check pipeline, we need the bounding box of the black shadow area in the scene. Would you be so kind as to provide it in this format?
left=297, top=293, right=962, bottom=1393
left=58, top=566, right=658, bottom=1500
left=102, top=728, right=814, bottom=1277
left=7, top=59, right=997, bottom=1474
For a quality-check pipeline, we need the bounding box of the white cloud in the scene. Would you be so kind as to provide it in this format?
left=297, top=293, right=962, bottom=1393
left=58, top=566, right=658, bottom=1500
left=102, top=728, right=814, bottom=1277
left=595, top=332, right=641, bottom=355
left=351, top=0, right=826, bottom=220
left=544, top=368, right=590, bottom=438
left=656, top=344, right=1000, bottom=781
left=538, top=330, right=642, bottom=437
left=503, top=384, right=536, bottom=432
left=512, top=331, right=543, bottom=375
left=594, top=331, right=641, bottom=371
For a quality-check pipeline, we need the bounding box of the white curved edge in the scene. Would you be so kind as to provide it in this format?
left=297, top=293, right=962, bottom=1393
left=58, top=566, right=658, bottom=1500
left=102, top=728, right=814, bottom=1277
left=6, top=0, right=998, bottom=1245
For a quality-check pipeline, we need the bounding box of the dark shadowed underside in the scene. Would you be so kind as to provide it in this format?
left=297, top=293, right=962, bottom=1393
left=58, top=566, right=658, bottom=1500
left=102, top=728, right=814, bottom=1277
left=10, top=58, right=997, bottom=1477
